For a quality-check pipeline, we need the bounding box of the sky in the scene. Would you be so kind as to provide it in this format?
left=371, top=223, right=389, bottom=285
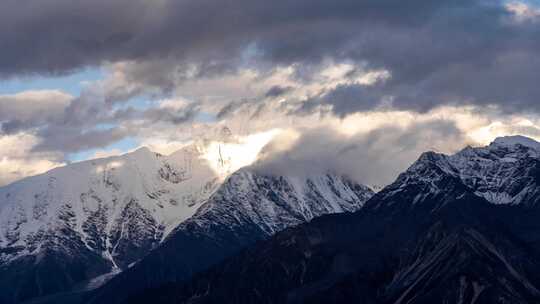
left=1, top=0, right=540, bottom=187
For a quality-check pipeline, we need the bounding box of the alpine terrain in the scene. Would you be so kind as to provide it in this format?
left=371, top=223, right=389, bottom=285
left=130, top=136, right=540, bottom=304
left=87, top=168, right=374, bottom=303
left=0, top=128, right=375, bottom=304
left=0, top=140, right=236, bottom=304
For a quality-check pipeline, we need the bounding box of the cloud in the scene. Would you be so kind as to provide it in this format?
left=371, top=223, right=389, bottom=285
left=0, top=83, right=204, bottom=156
left=0, top=157, right=62, bottom=186
left=33, top=125, right=129, bottom=153
left=247, top=104, right=540, bottom=186
left=1, top=0, right=540, bottom=114
left=252, top=120, right=468, bottom=186
left=0, top=90, right=73, bottom=133
left=2, top=0, right=540, bottom=186
left=265, top=85, right=294, bottom=98
left=0, top=133, right=64, bottom=186
left=506, top=2, right=540, bottom=22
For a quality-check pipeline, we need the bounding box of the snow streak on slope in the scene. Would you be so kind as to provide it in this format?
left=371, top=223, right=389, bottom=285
left=0, top=144, right=225, bottom=269
left=0, top=128, right=284, bottom=303
left=132, top=137, right=540, bottom=304
left=87, top=168, right=374, bottom=304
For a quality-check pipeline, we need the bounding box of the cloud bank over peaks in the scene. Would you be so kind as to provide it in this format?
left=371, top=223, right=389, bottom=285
left=2, top=0, right=540, bottom=115
left=2, top=0, right=540, bottom=186
left=252, top=120, right=467, bottom=187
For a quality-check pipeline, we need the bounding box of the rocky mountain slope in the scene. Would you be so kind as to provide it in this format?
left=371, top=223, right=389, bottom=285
left=391, top=135, right=540, bottom=206
left=0, top=143, right=233, bottom=304
left=133, top=136, right=540, bottom=304
left=87, top=169, right=374, bottom=304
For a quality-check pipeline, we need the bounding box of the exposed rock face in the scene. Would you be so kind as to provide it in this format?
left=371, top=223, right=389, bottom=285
left=128, top=137, right=540, bottom=304
left=0, top=146, right=224, bottom=303
left=391, top=136, right=540, bottom=206
left=88, top=169, right=374, bottom=304
left=11, top=135, right=540, bottom=304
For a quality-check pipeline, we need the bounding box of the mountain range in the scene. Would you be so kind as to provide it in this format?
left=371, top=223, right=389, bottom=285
left=0, top=143, right=230, bottom=303
left=87, top=169, right=373, bottom=304
left=116, top=135, right=540, bottom=303
left=0, top=133, right=374, bottom=304
left=3, top=135, right=540, bottom=303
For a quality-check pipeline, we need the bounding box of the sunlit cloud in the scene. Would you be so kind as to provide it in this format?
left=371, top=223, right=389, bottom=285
left=201, top=129, right=282, bottom=178
left=506, top=1, right=540, bottom=22
left=0, top=133, right=64, bottom=186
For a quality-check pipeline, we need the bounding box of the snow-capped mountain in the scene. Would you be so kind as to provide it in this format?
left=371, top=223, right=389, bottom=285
left=88, top=169, right=374, bottom=304
left=382, top=135, right=540, bottom=206
left=182, top=170, right=373, bottom=236
left=138, top=136, right=540, bottom=304
left=0, top=142, right=238, bottom=304
left=0, top=147, right=220, bottom=264
left=10, top=134, right=540, bottom=303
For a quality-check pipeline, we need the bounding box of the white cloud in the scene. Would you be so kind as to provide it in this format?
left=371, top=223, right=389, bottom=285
left=3, top=60, right=540, bottom=189
left=201, top=129, right=281, bottom=177
left=0, top=133, right=64, bottom=186
left=506, top=1, right=540, bottom=22
left=158, top=98, right=192, bottom=110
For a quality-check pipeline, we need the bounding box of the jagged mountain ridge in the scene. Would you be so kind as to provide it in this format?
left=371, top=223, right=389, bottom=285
left=0, top=142, right=236, bottom=304
left=87, top=169, right=374, bottom=304
left=390, top=135, right=540, bottom=206
left=129, top=136, right=540, bottom=304
left=179, top=170, right=373, bottom=236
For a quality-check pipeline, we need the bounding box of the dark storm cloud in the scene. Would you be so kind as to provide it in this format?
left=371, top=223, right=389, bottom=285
left=216, top=101, right=244, bottom=120
left=0, top=120, right=25, bottom=135
left=265, top=86, right=294, bottom=98
left=1, top=0, right=540, bottom=113
left=304, top=48, right=540, bottom=116
left=0, top=0, right=459, bottom=76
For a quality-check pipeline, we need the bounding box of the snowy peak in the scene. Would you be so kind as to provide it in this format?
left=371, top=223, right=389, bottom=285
left=491, top=135, right=540, bottom=150
left=0, top=144, right=221, bottom=264
left=383, top=136, right=540, bottom=206
left=89, top=168, right=374, bottom=303
left=172, top=168, right=374, bottom=238
left=0, top=142, right=234, bottom=303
